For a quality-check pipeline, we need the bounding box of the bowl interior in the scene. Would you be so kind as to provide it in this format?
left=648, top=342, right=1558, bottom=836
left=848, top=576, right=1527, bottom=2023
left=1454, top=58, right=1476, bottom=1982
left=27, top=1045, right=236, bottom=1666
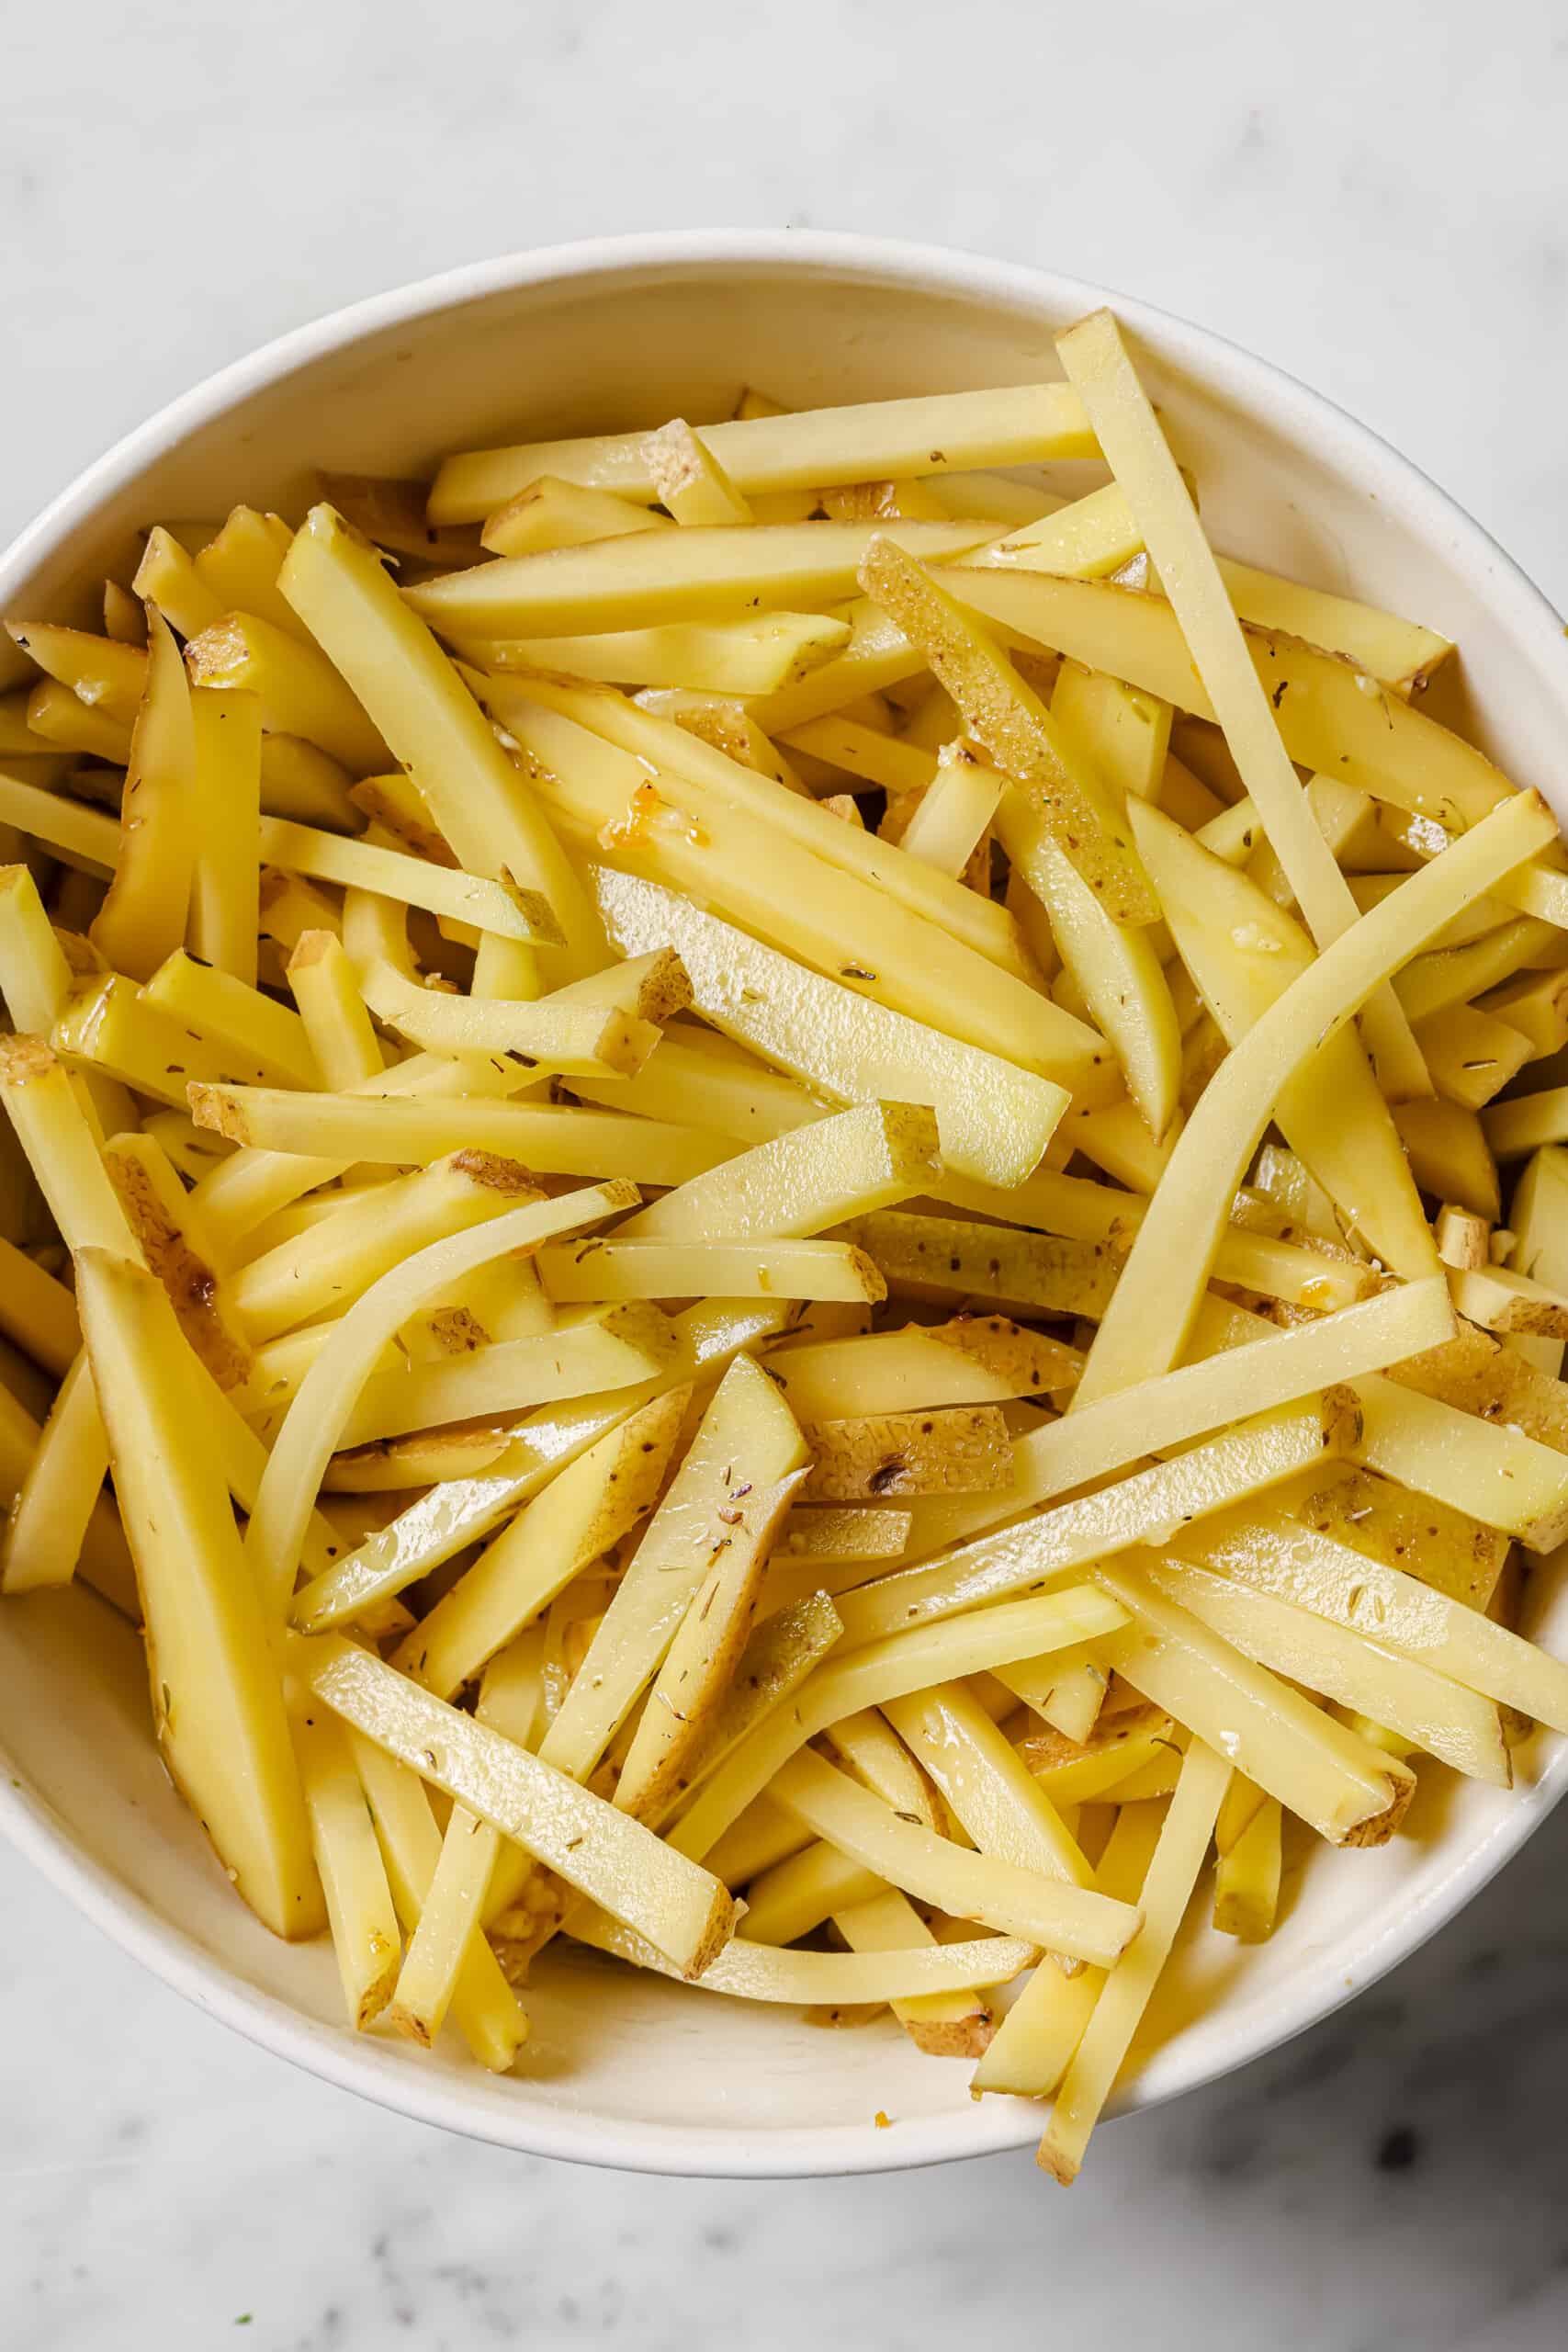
left=2, top=238, right=1564, bottom=2176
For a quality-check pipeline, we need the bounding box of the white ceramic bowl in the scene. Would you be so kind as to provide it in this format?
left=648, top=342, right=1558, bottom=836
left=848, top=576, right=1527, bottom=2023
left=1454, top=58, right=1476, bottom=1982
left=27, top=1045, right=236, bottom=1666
left=2, top=232, right=1565, bottom=2178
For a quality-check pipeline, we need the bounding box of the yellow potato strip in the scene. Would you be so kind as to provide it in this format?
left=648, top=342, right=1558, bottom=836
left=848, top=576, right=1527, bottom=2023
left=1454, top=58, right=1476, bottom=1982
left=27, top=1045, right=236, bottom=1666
left=973, top=1799, right=1163, bottom=2100
left=591, top=865, right=1075, bottom=1186
left=188, top=1084, right=727, bottom=1188
left=569, top=1907, right=1035, bottom=2004
left=828, top=1397, right=1350, bottom=1648
left=536, top=1237, right=883, bottom=1306
left=619, top=1101, right=939, bottom=1243
left=427, top=382, right=1096, bottom=520
left=767, top=1749, right=1138, bottom=1962
left=664, top=1584, right=1127, bottom=1862
left=497, top=676, right=1034, bottom=979
left=1136, top=1555, right=1510, bottom=1783
left=293, top=1709, right=401, bottom=2030
left=76, top=1250, right=321, bottom=1940
left=347, top=1733, right=528, bottom=2071
left=858, top=537, right=1156, bottom=928
left=1038, top=1739, right=1231, bottom=2183
left=288, top=1301, right=795, bottom=1632
left=246, top=1181, right=637, bottom=1612
left=1056, top=310, right=1428, bottom=1098
left=277, top=506, right=603, bottom=978
left=391, top=1393, right=686, bottom=1700
left=1181, top=1506, right=1568, bottom=1733
left=1075, top=790, right=1553, bottom=1407
left=304, top=1637, right=733, bottom=1978
left=1097, top=1557, right=1405, bottom=1841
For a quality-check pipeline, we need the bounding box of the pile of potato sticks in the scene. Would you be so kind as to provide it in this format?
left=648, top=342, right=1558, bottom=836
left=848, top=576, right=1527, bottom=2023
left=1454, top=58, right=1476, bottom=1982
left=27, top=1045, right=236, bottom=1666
left=2, top=309, right=1567, bottom=2180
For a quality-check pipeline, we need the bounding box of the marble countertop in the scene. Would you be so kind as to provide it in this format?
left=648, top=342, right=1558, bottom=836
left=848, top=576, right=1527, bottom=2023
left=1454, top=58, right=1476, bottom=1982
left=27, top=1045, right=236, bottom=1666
left=5, top=1, right=1568, bottom=2344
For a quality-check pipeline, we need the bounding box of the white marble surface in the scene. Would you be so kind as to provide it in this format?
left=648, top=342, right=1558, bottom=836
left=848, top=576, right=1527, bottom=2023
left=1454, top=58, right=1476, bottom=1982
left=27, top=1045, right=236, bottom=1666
left=5, top=1, right=1568, bottom=2344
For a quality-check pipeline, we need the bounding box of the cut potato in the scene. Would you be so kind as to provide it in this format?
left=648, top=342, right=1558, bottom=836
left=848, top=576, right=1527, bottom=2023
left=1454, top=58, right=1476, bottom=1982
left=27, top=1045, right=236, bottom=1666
left=1076, top=791, right=1551, bottom=1405
left=619, top=1101, right=939, bottom=1243
left=972, top=1797, right=1163, bottom=2100
left=391, top=1390, right=687, bottom=1699
left=194, top=508, right=305, bottom=641
left=570, top=1906, right=1033, bottom=2006
left=759, top=1317, right=1082, bottom=1422
left=247, top=1181, right=640, bottom=1611
left=356, top=957, right=655, bottom=1077
left=185, top=610, right=390, bottom=775
left=427, top=382, right=1096, bottom=520
left=882, top=1682, right=1092, bottom=1892
left=769, top=1749, right=1138, bottom=1963
left=829, top=1396, right=1354, bottom=1647
left=293, top=1707, right=401, bottom=2030
left=188, top=1082, right=727, bottom=1188
left=1395, top=1096, right=1500, bottom=1220
left=613, top=1468, right=807, bottom=1822
left=1506, top=1147, right=1568, bottom=1375
left=347, top=1731, right=529, bottom=2071
left=592, top=866, right=1074, bottom=1184
left=482, top=475, right=672, bottom=557
left=822, top=1705, right=945, bottom=1832
left=536, top=1236, right=885, bottom=1306
left=336, top=1304, right=678, bottom=1447
left=188, top=687, right=262, bottom=985
left=738, top=1841, right=887, bottom=1945
left=1127, top=797, right=1437, bottom=1276
left=1058, top=311, right=1430, bottom=1098
left=304, top=1636, right=734, bottom=1976
left=570, top=1032, right=823, bottom=1149
left=412, top=520, right=987, bottom=637
left=511, top=673, right=1035, bottom=975
left=666, top=1585, right=1132, bottom=1862
left=90, top=611, right=196, bottom=983
left=1037, top=1739, right=1231, bottom=2183
left=795, top=1406, right=1012, bottom=1501
left=1098, top=1558, right=1409, bottom=1843
left=859, top=537, right=1156, bottom=928
left=144, top=948, right=321, bottom=1090
left=75, top=1250, right=322, bottom=1939
left=649, top=1589, right=847, bottom=1830
left=278, top=506, right=603, bottom=978
left=840, top=1210, right=1120, bottom=1319
left=890, top=744, right=1001, bottom=877
left=535, top=1351, right=808, bottom=1786
left=474, top=610, right=848, bottom=695
left=1138, top=1554, right=1510, bottom=1782
left=997, top=783, right=1181, bottom=1136
left=7, top=335, right=1568, bottom=2187
left=102, top=1130, right=251, bottom=1389
left=288, top=1299, right=795, bottom=1632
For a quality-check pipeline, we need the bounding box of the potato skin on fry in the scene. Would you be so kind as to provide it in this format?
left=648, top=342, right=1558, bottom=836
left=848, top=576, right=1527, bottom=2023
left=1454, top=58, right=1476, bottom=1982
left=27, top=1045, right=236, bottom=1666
left=796, top=1407, right=1013, bottom=1501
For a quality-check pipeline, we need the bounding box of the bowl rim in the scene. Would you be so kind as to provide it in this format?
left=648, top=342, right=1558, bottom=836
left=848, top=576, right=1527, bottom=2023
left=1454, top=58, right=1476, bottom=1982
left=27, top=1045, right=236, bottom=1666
left=2, top=226, right=1563, bottom=2179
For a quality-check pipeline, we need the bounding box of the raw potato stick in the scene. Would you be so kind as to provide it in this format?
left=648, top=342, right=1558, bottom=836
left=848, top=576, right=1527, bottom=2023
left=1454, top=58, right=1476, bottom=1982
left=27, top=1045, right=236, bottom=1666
left=304, top=1637, right=734, bottom=1976
left=246, top=1182, right=640, bottom=1611
left=427, top=382, right=1097, bottom=519
left=1038, top=1739, right=1231, bottom=2182
left=1076, top=790, right=1553, bottom=1406
left=768, top=1748, right=1140, bottom=1963
left=75, top=1250, right=322, bottom=1940
left=288, top=1301, right=795, bottom=1632
left=569, top=1908, right=1036, bottom=2005
left=277, top=506, right=604, bottom=978
left=1055, top=309, right=1428, bottom=1100
left=591, top=865, right=1077, bottom=1186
